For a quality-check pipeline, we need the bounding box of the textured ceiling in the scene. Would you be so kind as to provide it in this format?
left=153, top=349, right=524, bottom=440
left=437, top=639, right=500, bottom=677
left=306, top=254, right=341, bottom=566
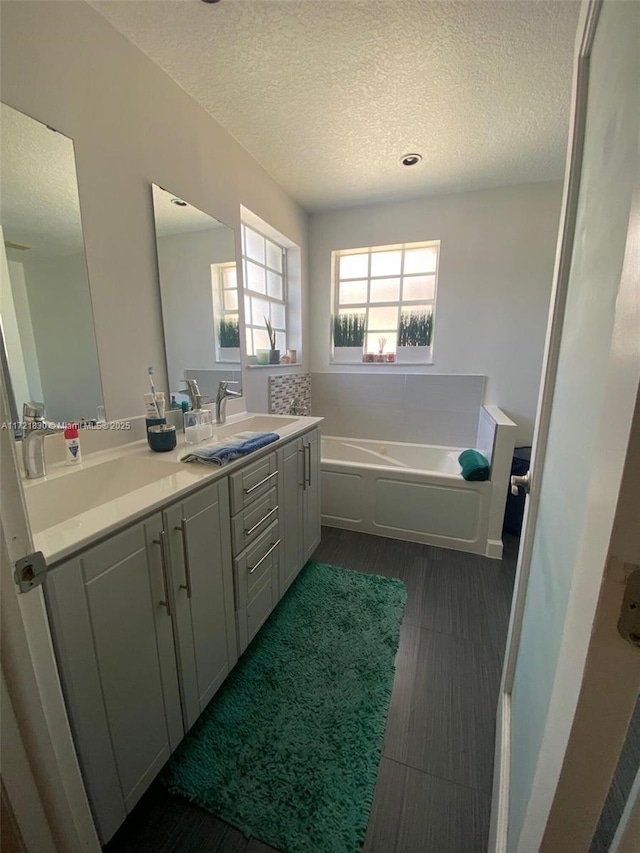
left=91, top=0, right=580, bottom=211
left=0, top=102, right=85, bottom=256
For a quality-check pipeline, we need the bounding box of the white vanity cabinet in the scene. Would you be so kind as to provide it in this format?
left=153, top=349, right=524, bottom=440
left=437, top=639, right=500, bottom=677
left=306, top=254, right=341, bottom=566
left=43, top=425, right=321, bottom=845
left=45, top=515, right=184, bottom=843
left=163, top=481, right=238, bottom=732
left=277, top=427, right=321, bottom=597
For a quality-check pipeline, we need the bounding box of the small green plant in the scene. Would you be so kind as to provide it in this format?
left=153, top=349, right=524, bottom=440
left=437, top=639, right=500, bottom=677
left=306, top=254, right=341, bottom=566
left=264, top=315, right=277, bottom=350
left=218, top=317, right=240, bottom=348
left=397, top=310, right=433, bottom=347
left=333, top=313, right=366, bottom=348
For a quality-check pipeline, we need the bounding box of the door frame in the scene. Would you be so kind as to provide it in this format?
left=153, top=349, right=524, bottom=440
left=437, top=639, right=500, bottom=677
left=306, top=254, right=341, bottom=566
left=489, top=0, right=640, bottom=848
left=0, top=368, right=100, bottom=852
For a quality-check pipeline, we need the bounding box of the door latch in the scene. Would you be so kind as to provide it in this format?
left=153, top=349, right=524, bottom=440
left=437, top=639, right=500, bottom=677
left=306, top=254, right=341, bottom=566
left=13, top=551, right=47, bottom=593
left=511, top=470, right=531, bottom=496
left=618, top=568, right=640, bottom=647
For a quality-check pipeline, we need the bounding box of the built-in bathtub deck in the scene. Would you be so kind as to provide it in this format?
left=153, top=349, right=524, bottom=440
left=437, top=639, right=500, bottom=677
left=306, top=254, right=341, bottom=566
left=321, top=426, right=515, bottom=560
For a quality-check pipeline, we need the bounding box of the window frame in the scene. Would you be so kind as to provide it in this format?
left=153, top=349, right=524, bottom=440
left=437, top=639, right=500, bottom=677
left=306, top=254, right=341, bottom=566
left=241, top=222, right=288, bottom=356
left=332, top=240, right=439, bottom=363
left=212, top=261, right=240, bottom=361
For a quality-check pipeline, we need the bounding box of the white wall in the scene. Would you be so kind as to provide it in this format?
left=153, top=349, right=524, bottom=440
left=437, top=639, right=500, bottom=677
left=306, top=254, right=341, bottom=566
left=309, top=182, right=562, bottom=444
left=0, top=0, right=308, bottom=419
left=156, top=227, right=236, bottom=394
left=508, top=2, right=639, bottom=849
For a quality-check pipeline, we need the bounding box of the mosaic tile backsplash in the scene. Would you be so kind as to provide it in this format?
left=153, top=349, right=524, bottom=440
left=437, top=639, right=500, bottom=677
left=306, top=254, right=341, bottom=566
left=269, top=374, right=311, bottom=415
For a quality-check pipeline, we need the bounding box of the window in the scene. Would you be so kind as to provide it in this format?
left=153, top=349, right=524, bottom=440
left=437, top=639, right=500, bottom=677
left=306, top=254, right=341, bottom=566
left=242, top=223, right=287, bottom=355
left=213, top=262, right=240, bottom=359
left=332, top=241, right=439, bottom=362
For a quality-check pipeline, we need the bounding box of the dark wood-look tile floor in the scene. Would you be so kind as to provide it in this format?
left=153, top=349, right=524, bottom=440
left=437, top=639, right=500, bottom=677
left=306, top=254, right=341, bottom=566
left=590, top=695, right=640, bottom=852
left=105, top=527, right=518, bottom=853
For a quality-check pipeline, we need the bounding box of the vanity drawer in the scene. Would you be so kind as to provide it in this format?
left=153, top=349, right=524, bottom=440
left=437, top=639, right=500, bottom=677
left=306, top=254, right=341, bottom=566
left=231, top=487, right=278, bottom=555
left=233, top=520, right=280, bottom=608
left=234, top=521, right=279, bottom=654
left=229, top=452, right=277, bottom=514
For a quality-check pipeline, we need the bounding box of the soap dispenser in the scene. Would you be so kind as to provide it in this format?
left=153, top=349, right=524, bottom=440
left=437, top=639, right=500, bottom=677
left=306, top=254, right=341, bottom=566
left=182, top=379, right=213, bottom=445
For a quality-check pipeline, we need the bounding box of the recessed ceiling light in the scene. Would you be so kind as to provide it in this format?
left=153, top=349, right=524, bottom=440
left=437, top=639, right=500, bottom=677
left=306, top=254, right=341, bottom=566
left=170, top=198, right=188, bottom=207
left=400, top=153, right=423, bottom=167
left=200, top=0, right=221, bottom=4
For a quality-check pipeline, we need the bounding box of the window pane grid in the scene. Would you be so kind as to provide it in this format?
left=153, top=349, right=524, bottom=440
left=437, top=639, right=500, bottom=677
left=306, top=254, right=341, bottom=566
left=242, top=224, right=288, bottom=355
left=213, top=263, right=239, bottom=321
left=334, top=241, right=438, bottom=357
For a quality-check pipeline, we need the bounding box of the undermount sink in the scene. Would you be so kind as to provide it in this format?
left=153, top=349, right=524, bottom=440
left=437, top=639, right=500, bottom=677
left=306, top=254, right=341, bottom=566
left=208, top=415, right=298, bottom=444
left=23, top=457, right=186, bottom=533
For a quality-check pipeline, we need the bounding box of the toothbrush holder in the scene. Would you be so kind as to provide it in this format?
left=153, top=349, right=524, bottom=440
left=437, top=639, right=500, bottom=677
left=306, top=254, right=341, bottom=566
left=145, top=417, right=166, bottom=447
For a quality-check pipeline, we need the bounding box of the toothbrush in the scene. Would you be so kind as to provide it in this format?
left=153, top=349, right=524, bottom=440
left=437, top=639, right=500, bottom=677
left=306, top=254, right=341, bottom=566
left=148, top=367, right=160, bottom=417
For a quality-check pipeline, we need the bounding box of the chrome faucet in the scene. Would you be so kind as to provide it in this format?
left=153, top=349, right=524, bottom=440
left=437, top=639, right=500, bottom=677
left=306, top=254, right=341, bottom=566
left=216, top=381, right=242, bottom=425
left=22, top=402, right=65, bottom=479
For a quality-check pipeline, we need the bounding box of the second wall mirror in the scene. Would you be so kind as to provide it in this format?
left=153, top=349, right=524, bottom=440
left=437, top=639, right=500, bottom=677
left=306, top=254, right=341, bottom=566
left=151, top=184, right=242, bottom=404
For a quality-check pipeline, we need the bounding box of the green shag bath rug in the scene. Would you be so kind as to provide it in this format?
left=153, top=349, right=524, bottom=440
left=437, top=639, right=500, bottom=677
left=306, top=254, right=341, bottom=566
left=161, top=560, right=406, bottom=853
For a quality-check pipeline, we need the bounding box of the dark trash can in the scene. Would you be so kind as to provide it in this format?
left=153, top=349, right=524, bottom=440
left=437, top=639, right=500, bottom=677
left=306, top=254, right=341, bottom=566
left=503, top=446, right=532, bottom=536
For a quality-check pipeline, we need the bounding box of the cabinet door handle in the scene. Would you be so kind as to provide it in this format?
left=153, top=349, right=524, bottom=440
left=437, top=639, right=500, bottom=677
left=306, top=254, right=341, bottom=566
left=174, top=520, right=192, bottom=599
left=299, top=446, right=306, bottom=490
left=152, top=530, right=172, bottom=617
left=245, top=505, right=278, bottom=536
left=306, top=442, right=312, bottom=487
left=244, top=470, right=277, bottom=495
left=248, top=539, right=280, bottom=574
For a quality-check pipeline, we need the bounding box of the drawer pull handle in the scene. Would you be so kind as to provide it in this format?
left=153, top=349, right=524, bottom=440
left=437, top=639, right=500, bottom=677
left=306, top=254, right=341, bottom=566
left=174, top=520, right=192, bottom=599
left=248, top=539, right=280, bottom=574
left=245, top=505, right=278, bottom=536
left=306, top=442, right=312, bottom=487
left=152, top=531, right=172, bottom=617
left=244, top=470, right=277, bottom=495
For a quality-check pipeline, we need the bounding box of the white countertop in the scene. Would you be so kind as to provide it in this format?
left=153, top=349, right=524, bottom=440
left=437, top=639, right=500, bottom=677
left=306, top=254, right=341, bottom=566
left=23, top=412, right=322, bottom=566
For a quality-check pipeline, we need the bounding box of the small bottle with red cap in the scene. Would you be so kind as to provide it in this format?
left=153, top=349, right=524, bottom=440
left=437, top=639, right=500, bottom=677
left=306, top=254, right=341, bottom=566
left=64, top=424, right=82, bottom=465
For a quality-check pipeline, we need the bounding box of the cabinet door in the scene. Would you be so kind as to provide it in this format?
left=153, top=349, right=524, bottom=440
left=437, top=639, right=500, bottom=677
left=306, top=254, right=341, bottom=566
left=277, top=437, right=304, bottom=598
left=165, top=481, right=237, bottom=731
left=45, top=516, right=182, bottom=844
left=303, top=428, right=321, bottom=562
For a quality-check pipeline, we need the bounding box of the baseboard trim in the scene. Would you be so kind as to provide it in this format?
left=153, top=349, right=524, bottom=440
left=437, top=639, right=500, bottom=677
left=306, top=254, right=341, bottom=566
left=488, top=690, right=511, bottom=853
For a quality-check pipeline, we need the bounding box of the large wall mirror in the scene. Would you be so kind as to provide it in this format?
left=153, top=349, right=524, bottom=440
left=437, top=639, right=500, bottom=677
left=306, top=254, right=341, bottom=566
left=152, top=184, right=242, bottom=404
left=0, top=102, right=104, bottom=426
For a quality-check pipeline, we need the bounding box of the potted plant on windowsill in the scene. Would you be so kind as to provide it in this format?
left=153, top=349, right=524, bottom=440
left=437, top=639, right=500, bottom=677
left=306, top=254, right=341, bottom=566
left=332, top=312, right=366, bottom=362
left=264, top=316, right=280, bottom=364
left=397, top=309, right=433, bottom=362
left=217, top=317, right=241, bottom=362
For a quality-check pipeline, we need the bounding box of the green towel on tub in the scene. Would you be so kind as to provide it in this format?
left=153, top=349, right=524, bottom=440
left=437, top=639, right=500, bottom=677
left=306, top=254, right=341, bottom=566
left=458, top=449, right=490, bottom=481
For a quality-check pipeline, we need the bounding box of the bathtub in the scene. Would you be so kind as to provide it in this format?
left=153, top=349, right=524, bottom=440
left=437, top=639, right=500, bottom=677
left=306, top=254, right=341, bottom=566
left=321, top=408, right=516, bottom=558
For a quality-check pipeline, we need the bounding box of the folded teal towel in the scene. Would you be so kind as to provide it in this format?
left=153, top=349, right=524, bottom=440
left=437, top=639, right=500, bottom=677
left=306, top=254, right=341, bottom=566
left=182, top=432, right=279, bottom=466
left=458, top=449, right=490, bottom=481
